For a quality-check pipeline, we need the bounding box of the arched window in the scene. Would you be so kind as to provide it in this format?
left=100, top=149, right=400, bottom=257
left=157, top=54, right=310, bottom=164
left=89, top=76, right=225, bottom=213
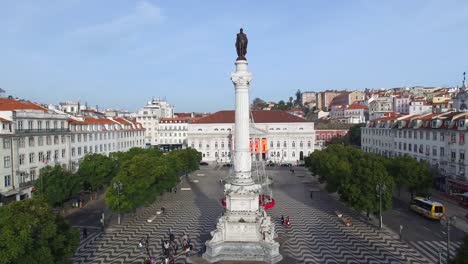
left=283, top=141, right=287, bottom=147
left=292, top=151, right=295, bottom=157
left=307, top=141, right=311, bottom=148
left=214, top=128, right=219, bottom=131
left=283, top=151, right=287, bottom=157
left=292, top=141, right=296, bottom=147
left=221, top=142, right=225, bottom=148
left=276, top=141, right=280, bottom=148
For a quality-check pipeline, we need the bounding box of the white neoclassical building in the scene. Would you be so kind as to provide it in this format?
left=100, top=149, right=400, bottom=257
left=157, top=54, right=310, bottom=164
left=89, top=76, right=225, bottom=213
left=187, top=110, right=315, bottom=163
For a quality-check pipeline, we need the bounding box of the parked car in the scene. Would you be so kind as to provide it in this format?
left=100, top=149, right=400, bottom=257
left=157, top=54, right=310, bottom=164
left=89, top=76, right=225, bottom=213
left=280, top=163, right=293, bottom=167
left=266, top=163, right=276, bottom=167
left=199, top=162, right=209, bottom=166
left=222, top=163, right=232, bottom=167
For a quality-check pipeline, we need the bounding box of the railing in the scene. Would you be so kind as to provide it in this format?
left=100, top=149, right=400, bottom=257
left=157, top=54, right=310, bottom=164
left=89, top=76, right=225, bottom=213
left=19, top=180, right=36, bottom=189
left=16, top=128, right=70, bottom=134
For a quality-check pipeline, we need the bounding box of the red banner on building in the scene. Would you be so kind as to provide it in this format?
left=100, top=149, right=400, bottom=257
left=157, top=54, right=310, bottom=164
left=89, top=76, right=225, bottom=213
left=261, top=138, right=267, bottom=153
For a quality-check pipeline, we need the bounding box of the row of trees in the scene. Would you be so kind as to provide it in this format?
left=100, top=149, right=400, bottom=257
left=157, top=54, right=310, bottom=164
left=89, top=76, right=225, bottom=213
left=305, top=144, right=433, bottom=216
left=34, top=148, right=202, bottom=210
left=0, top=197, right=79, bottom=263
left=105, top=148, right=201, bottom=213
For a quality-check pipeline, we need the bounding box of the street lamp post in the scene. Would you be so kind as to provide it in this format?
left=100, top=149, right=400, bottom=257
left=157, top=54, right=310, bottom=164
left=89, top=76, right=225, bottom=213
left=376, top=183, right=386, bottom=229
left=114, top=181, right=123, bottom=225
left=441, top=216, right=456, bottom=264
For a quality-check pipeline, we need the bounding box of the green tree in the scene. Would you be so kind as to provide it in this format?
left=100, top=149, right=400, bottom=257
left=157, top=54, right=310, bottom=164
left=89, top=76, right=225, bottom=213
left=451, top=235, right=468, bottom=264
left=295, top=89, right=302, bottom=106
left=273, top=100, right=288, bottom=110
left=34, top=165, right=80, bottom=207
left=0, top=197, right=79, bottom=264
left=340, top=153, right=394, bottom=216
left=387, top=155, right=416, bottom=197
left=405, top=160, right=434, bottom=199
left=78, top=154, right=117, bottom=192
left=348, top=123, right=365, bottom=146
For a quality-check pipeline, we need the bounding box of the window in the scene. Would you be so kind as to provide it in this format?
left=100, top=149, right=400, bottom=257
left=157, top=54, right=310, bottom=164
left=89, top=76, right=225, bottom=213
left=292, top=141, right=296, bottom=148
left=78, top=134, right=82, bottom=142
left=460, top=151, right=465, bottom=161
left=45, top=121, right=50, bottom=130
left=17, top=120, right=23, bottom=131
left=277, top=141, right=280, bottom=148
left=78, top=147, right=82, bottom=155
left=38, top=136, right=44, bottom=146
left=440, top=132, right=444, bottom=141
left=460, top=134, right=465, bottom=145
left=71, top=135, right=75, bottom=143
left=408, top=131, right=412, bottom=138
left=39, top=152, right=44, bottom=162
left=440, top=147, right=445, bottom=157
left=308, top=141, right=311, bottom=148
left=4, top=156, right=11, bottom=168
left=451, top=151, right=456, bottom=161
left=433, top=132, right=437, bottom=141
left=432, top=147, right=437, bottom=156
left=72, top=148, right=75, bottom=157
left=3, top=138, right=10, bottom=149
left=46, top=151, right=51, bottom=161
left=54, top=150, right=58, bottom=160
left=4, top=175, right=11, bottom=187
left=30, top=169, right=36, bottom=181
left=299, top=141, right=303, bottom=148
left=283, top=141, right=287, bottom=148
left=198, top=143, right=202, bottom=149
left=29, top=153, right=35, bottom=163
left=19, top=154, right=25, bottom=165
left=409, top=144, right=412, bottom=151
left=46, top=136, right=51, bottom=145
left=28, top=120, right=33, bottom=129
left=29, top=137, right=35, bottom=147
left=37, top=121, right=42, bottom=129
left=61, top=135, right=65, bottom=144
left=270, top=141, right=273, bottom=148
left=54, top=135, right=59, bottom=145
left=18, top=137, right=25, bottom=148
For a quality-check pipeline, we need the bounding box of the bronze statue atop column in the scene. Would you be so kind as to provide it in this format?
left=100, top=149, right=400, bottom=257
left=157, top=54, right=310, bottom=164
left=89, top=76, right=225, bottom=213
left=235, top=28, right=248, bottom=61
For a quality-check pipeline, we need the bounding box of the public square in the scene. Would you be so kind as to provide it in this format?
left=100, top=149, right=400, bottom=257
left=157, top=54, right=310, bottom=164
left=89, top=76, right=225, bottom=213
left=72, top=165, right=463, bottom=264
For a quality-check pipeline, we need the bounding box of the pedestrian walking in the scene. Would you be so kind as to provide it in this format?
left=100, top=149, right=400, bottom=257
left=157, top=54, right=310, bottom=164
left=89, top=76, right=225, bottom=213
left=82, top=227, right=88, bottom=239
left=280, top=215, right=285, bottom=225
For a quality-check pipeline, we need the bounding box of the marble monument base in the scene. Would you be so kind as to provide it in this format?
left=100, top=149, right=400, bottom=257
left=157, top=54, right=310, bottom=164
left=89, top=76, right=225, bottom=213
left=203, top=240, right=281, bottom=264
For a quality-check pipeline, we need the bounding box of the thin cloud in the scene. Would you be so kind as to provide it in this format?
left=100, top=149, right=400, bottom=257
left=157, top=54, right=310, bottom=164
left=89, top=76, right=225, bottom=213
left=63, top=1, right=163, bottom=51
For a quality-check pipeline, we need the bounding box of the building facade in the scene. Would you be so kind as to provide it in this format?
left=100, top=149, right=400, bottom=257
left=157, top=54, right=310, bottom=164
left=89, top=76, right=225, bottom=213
left=187, top=110, right=315, bottom=163
left=136, top=99, right=174, bottom=146
left=158, top=117, right=189, bottom=151
left=0, top=98, right=145, bottom=203
left=361, top=111, right=468, bottom=196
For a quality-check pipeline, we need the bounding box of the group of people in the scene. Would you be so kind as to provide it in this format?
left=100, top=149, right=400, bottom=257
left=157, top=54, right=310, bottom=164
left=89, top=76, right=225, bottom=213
left=161, top=228, right=195, bottom=263
left=280, top=215, right=291, bottom=227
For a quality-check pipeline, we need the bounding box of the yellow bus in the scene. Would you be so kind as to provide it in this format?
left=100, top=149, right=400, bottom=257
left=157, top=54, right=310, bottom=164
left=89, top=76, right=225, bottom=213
left=410, top=197, right=445, bottom=220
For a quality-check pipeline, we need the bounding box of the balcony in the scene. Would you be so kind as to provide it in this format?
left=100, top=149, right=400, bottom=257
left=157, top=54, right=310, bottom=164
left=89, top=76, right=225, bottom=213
left=19, top=180, right=36, bottom=189
left=16, top=128, right=70, bottom=134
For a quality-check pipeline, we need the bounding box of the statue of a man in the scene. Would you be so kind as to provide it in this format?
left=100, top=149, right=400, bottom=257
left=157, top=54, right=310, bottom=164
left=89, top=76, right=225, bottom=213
left=235, top=28, right=248, bottom=61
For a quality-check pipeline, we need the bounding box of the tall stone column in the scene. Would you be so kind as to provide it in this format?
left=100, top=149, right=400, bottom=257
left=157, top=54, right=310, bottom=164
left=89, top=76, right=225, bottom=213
left=232, top=60, right=253, bottom=185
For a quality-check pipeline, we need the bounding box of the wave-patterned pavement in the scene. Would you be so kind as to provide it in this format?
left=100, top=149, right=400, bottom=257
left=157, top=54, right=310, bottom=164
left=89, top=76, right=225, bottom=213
left=73, top=167, right=460, bottom=263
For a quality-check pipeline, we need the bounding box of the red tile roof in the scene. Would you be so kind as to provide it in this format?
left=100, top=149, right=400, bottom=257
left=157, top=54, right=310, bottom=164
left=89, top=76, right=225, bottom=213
left=160, top=117, right=189, bottom=122
left=0, top=98, right=47, bottom=111
left=190, top=110, right=308, bottom=124
left=0, top=117, right=11, bottom=123
left=347, top=103, right=368, bottom=110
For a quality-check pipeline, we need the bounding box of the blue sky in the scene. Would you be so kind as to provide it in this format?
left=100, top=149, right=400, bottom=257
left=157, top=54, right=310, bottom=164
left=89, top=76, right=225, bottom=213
left=1, top=0, right=468, bottom=112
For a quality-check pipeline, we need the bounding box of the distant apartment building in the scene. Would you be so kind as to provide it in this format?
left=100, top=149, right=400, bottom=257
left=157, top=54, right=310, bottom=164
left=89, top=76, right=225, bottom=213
left=315, top=129, right=349, bottom=149
left=393, top=95, right=411, bottom=114
left=158, top=117, right=189, bottom=151
left=316, top=91, right=343, bottom=111
left=136, top=98, right=174, bottom=146
left=330, top=91, right=365, bottom=107
left=368, top=97, right=393, bottom=120
left=409, top=99, right=432, bottom=115
left=329, top=103, right=368, bottom=124
left=301, top=92, right=316, bottom=108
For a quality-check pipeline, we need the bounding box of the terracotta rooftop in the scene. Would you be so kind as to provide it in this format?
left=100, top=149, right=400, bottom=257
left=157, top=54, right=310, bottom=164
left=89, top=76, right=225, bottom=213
left=190, top=110, right=308, bottom=124
left=0, top=98, right=47, bottom=112
left=160, top=117, right=189, bottom=122
left=0, top=117, right=11, bottom=123
left=347, top=103, right=368, bottom=110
